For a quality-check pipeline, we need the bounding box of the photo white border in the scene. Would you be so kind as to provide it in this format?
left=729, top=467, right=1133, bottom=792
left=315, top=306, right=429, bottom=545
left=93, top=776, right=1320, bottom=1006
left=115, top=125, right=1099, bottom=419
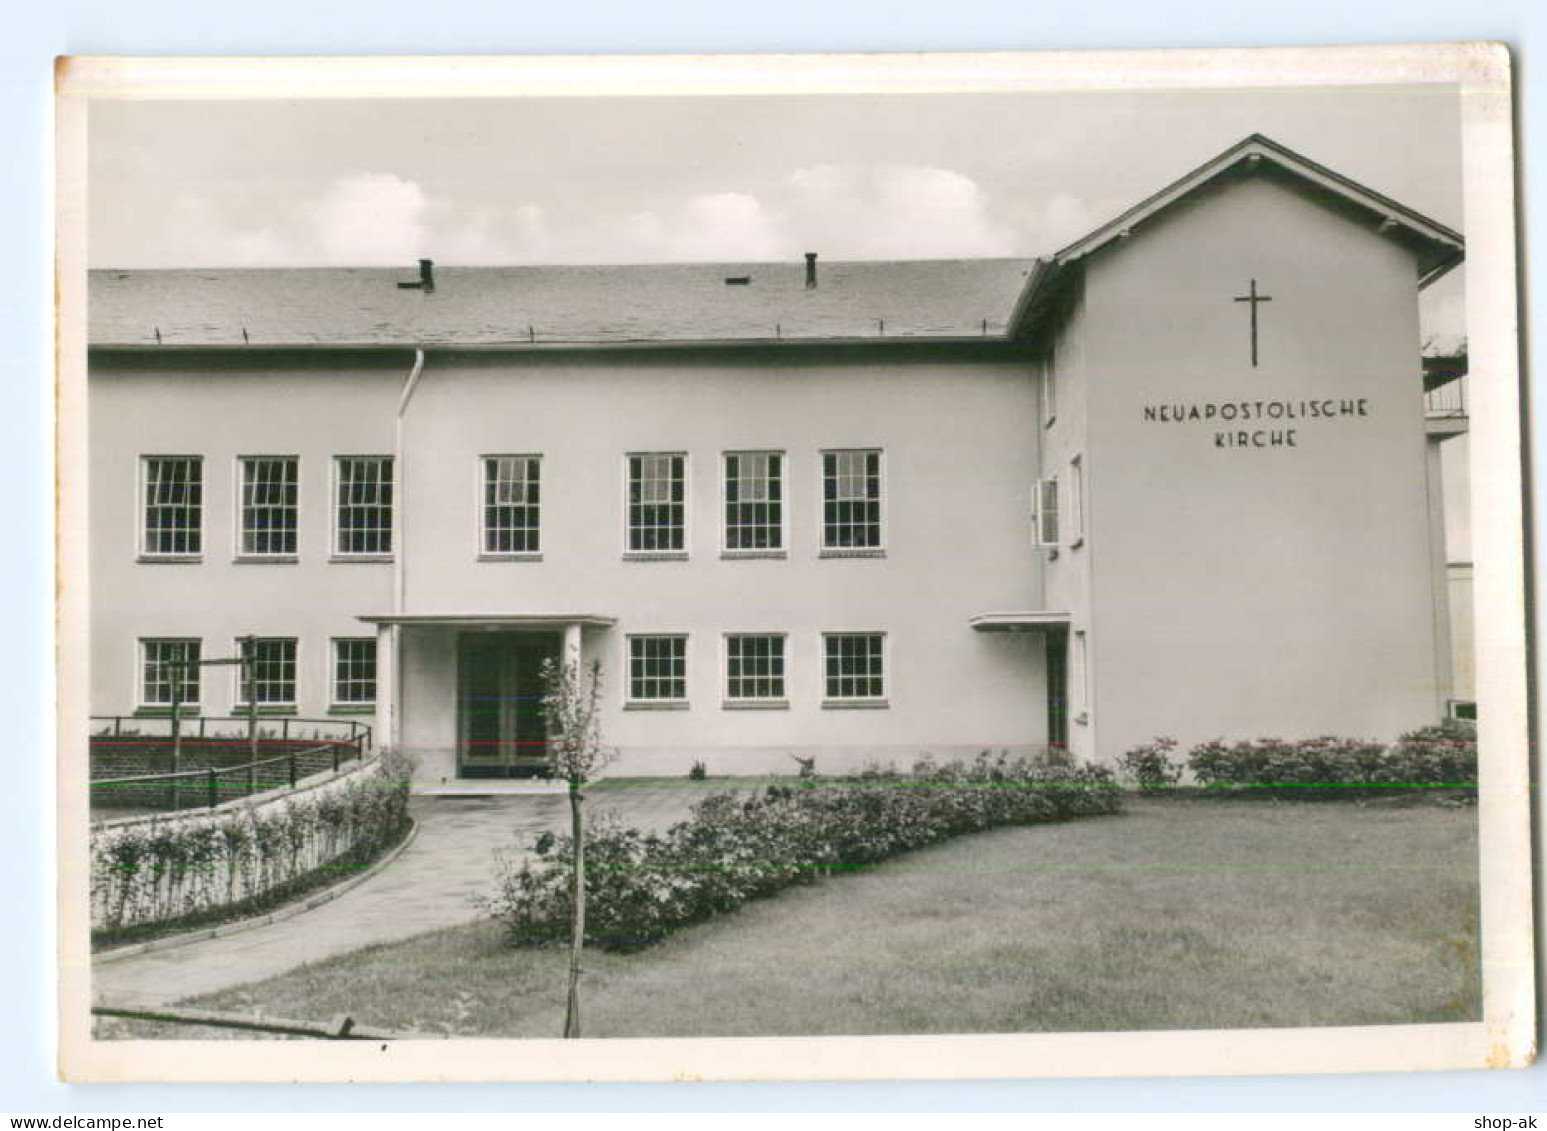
left=54, top=43, right=1532, bottom=1084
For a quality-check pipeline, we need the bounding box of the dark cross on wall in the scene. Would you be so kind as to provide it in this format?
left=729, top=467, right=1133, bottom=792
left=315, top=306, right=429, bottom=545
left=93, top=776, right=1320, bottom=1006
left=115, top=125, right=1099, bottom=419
left=1233, top=278, right=1273, bottom=367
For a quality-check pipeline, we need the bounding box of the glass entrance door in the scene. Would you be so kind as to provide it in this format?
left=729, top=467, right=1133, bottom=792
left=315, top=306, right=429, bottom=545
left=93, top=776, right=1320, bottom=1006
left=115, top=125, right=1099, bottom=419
left=1045, top=631, right=1069, bottom=752
left=457, top=631, right=560, bottom=778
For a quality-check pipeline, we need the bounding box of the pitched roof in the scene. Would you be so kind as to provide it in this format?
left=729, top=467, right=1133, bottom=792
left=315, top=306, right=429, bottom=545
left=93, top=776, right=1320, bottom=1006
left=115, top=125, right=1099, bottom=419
left=88, top=134, right=1463, bottom=353
left=1009, top=133, right=1465, bottom=340
left=88, top=259, right=1037, bottom=349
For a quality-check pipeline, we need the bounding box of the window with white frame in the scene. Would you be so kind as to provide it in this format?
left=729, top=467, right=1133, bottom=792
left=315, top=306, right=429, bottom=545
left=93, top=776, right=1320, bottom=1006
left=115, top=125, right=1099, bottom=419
left=1073, top=629, right=1089, bottom=719
left=724, top=452, right=784, bottom=552
left=140, top=639, right=201, bottom=707
left=142, top=456, right=203, bottom=556
left=335, top=456, right=394, bottom=556
left=332, top=638, right=377, bottom=705
left=236, top=637, right=298, bottom=706
left=821, top=449, right=882, bottom=550
left=1042, top=346, right=1058, bottom=426
left=1034, top=476, right=1060, bottom=548
left=628, top=635, right=688, bottom=703
left=627, top=453, right=686, bottom=553
left=239, top=457, right=299, bottom=557
left=483, top=455, right=542, bottom=554
left=823, top=632, right=886, bottom=702
left=1068, top=454, right=1085, bottom=544
left=726, top=634, right=786, bottom=701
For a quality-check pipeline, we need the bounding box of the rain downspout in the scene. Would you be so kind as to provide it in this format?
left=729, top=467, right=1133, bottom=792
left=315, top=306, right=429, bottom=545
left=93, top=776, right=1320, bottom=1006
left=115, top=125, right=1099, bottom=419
left=395, top=347, right=426, bottom=616
left=383, top=347, right=425, bottom=757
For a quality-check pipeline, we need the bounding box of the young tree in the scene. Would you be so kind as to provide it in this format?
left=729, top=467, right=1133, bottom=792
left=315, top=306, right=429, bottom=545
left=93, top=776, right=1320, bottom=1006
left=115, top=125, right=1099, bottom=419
left=537, top=655, right=614, bottom=1039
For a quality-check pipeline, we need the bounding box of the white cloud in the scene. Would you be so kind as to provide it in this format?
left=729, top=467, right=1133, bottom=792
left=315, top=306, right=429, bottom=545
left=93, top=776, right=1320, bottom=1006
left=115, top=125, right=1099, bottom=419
left=307, top=173, right=430, bottom=265
left=158, top=162, right=1068, bottom=267
left=161, top=193, right=292, bottom=267
left=782, top=162, right=1014, bottom=259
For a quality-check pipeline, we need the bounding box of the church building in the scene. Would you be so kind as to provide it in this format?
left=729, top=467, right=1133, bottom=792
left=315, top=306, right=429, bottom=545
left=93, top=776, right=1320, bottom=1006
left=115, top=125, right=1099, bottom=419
left=87, top=134, right=1469, bottom=782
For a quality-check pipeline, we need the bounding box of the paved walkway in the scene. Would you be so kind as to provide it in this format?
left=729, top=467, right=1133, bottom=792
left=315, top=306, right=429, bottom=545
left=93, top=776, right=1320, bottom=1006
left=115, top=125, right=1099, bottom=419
left=92, top=785, right=707, bottom=1005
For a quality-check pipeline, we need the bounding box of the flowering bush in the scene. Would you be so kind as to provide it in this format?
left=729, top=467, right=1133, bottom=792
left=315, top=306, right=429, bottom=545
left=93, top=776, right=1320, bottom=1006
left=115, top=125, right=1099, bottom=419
left=91, top=748, right=414, bottom=943
left=484, top=749, right=1121, bottom=951
left=1119, top=737, right=1184, bottom=794
left=1182, top=722, right=1475, bottom=797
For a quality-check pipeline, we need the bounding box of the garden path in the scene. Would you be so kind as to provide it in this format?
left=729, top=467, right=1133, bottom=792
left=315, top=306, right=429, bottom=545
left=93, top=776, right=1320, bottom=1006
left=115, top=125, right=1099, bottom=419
left=91, top=784, right=708, bottom=1006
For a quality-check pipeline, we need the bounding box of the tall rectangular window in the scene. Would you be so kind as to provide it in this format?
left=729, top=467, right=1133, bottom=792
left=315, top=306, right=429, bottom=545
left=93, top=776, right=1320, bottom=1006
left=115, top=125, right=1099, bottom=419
left=1042, top=347, right=1058, bottom=426
left=726, top=634, right=786, bottom=701
left=335, top=456, right=394, bottom=556
left=823, top=632, right=886, bottom=702
left=483, top=455, right=541, bottom=555
left=628, top=635, right=687, bottom=703
left=1069, top=455, right=1085, bottom=544
left=724, top=452, right=784, bottom=552
left=332, top=638, right=377, bottom=705
left=1035, top=476, right=1060, bottom=548
left=1074, top=630, right=1089, bottom=718
left=821, top=449, right=882, bottom=550
left=140, top=639, right=201, bottom=707
left=627, top=453, right=686, bottom=554
left=142, top=456, right=203, bottom=556
left=239, top=457, right=299, bottom=557
left=236, top=637, right=298, bottom=706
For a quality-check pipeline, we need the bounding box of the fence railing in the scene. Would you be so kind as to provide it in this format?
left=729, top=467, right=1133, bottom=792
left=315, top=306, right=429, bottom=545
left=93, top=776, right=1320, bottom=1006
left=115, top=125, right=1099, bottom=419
left=90, top=742, right=366, bottom=813
left=1424, top=376, right=1468, bottom=418
left=89, top=717, right=372, bottom=814
left=91, top=715, right=371, bottom=747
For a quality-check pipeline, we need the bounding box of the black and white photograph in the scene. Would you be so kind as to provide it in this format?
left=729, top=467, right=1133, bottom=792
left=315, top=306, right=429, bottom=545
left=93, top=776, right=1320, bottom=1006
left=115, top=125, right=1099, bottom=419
left=54, top=47, right=1532, bottom=1083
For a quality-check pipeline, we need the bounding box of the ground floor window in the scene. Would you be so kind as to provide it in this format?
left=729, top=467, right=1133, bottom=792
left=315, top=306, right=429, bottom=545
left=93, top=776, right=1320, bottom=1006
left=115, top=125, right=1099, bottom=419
left=628, top=634, right=688, bottom=704
left=822, top=632, right=886, bottom=703
left=237, top=637, right=298, bottom=707
left=140, top=638, right=200, bottom=707
left=1073, top=629, right=1089, bottom=721
left=332, top=638, right=378, bottom=706
left=725, top=633, right=786, bottom=702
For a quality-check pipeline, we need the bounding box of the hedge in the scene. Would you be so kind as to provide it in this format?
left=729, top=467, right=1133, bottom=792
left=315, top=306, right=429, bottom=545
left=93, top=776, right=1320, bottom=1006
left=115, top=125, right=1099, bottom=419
left=1121, top=721, right=1477, bottom=797
left=484, top=749, right=1121, bottom=951
left=91, top=749, right=414, bottom=944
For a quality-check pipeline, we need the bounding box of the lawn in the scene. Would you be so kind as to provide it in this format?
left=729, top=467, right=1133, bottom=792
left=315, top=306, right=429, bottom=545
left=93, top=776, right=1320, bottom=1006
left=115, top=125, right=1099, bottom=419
left=114, top=796, right=1480, bottom=1039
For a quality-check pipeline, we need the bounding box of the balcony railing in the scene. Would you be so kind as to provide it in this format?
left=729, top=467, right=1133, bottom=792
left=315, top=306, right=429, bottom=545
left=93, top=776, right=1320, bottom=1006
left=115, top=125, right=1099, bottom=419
left=1425, top=376, right=1468, bottom=418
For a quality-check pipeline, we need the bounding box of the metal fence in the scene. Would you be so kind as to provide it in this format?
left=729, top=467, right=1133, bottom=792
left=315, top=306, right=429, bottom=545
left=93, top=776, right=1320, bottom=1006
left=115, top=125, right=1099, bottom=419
left=91, top=715, right=371, bottom=745
left=90, top=717, right=372, bottom=813
left=1424, top=376, right=1468, bottom=418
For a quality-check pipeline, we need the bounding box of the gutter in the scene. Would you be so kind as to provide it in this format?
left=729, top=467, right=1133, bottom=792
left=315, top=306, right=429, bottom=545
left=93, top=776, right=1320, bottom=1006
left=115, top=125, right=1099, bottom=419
left=88, top=335, right=1024, bottom=356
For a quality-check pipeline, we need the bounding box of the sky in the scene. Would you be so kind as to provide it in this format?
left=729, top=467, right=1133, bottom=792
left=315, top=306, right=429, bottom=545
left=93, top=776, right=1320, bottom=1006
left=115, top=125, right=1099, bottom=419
left=87, top=83, right=1467, bottom=337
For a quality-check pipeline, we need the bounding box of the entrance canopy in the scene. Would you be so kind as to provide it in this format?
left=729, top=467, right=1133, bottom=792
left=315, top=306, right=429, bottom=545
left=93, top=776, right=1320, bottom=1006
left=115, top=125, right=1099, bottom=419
left=361, top=613, right=616, bottom=758
left=969, top=611, right=1070, bottom=633
left=357, top=613, right=616, bottom=629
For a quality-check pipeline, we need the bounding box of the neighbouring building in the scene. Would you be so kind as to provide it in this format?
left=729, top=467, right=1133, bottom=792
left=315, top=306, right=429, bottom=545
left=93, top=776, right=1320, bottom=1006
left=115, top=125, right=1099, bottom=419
left=87, top=134, right=1471, bottom=783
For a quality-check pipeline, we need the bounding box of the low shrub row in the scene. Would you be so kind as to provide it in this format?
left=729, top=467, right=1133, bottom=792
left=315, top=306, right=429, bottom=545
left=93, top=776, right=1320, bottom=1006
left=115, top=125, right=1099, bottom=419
left=91, top=749, right=414, bottom=944
left=1119, top=720, right=1477, bottom=797
left=485, top=750, right=1121, bottom=951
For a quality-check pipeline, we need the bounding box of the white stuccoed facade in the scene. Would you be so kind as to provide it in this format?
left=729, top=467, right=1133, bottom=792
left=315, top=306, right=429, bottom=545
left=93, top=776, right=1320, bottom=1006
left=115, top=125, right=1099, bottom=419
left=87, top=135, right=1468, bottom=783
